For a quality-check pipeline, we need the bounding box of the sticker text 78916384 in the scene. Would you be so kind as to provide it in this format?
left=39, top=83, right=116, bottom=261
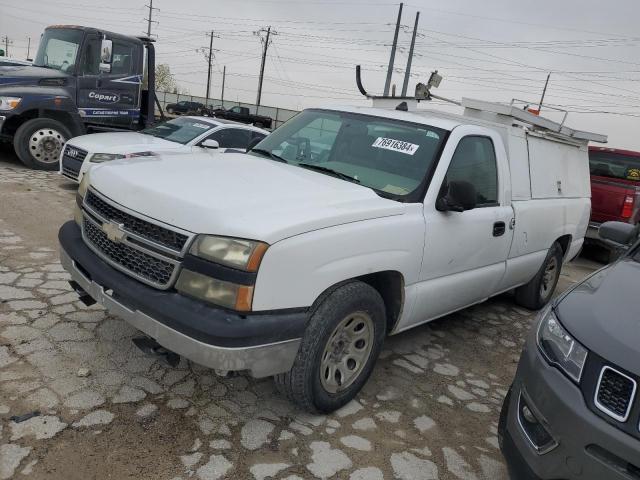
left=371, top=137, right=420, bottom=156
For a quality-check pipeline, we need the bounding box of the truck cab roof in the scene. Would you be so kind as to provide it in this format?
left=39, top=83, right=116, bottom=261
left=45, top=25, right=145, bottom=45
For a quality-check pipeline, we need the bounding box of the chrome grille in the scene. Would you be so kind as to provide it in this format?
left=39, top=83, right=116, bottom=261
left=84, top=218, right=176, bottom=287
left=595, top=366, right=636, bottom=422
left=61, top=145, right=87, bottom=181
left=86, top=190, right=188, bottom=252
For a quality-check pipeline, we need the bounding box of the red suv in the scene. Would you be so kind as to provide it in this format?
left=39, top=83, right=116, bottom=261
left=586, top=147, right=640, bottom=255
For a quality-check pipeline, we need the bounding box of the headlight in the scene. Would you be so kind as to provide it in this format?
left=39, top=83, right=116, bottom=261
left=190, top=235, right=268, bottom=272
left=176, top=269, right=254, bottom=311
left=536, top=307, right=588, bottom=382
left=90, top=153, right=125, bottom=163
left=0, top=96, right=21, bottom=110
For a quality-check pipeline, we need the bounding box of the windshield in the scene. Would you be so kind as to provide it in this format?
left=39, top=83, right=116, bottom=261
left=589, top=150, right=640, bottom=182
left=251, top=109, right=447, bottom=200
left=142, top=118, right=216, bottom=144
left=34, top=29, right=83, bottom=73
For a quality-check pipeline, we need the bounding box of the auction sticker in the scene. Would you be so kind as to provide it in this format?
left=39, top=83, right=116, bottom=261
left=372, top=137, right=419, bottom=155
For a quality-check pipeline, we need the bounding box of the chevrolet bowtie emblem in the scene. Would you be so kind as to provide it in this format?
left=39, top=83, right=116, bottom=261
left=102, top=221, right=126, bottom=243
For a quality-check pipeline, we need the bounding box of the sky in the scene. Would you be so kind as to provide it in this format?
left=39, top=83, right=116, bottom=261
left=1, top=0, right=639, bottom=149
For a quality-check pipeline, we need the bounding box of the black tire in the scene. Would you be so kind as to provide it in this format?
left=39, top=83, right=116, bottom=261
left=13, top=118, right=71, bottom=170
left=274, top=281, right=386, bottom=413
left=515, top=242, right=563, bottom=310
left=166, top=107, right=174, bottom=114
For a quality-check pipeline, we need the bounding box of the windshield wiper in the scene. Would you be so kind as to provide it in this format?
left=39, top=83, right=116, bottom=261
left=251, top=148, right=288, bottom=163
left=297, top=163, right=360, bottom=184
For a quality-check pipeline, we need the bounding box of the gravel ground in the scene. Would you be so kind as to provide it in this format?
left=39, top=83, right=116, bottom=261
left=0, top=147, right=602, bottom=480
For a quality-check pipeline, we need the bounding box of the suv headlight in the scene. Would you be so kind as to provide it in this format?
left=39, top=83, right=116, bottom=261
left=0, top=96, right=21, bottom=110
left=537, top=307, right=588, bottom=383
left=90, top=153, right=125, bottom=163
left=189, top=235, right=268, bottom=272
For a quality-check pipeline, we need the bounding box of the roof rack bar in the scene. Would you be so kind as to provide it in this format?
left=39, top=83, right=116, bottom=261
left=461, top=97, right=607, bottom=143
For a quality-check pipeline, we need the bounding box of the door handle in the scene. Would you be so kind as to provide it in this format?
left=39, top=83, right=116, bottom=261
left=493, top=221, right=506, bottom=237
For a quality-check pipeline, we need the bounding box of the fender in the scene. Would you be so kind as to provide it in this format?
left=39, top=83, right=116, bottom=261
left=0, top=86, right=85, bottom=137
left=252, top=207, right=425, bottom=312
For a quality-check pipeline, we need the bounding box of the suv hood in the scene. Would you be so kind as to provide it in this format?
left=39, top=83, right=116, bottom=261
left=89, top=152, right=404, bottom=243
left=0, top=65, right=68, bottom=87
left=556, top=257, right=640, bottom=376
left=69, top=132, right=183, bottom=154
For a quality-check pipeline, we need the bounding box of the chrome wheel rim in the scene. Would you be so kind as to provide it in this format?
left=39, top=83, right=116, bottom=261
left=29, top=128, right=66, bottom=164
left=320, top=312, right=374, bottom=394
left=540, top=256, right=559, bottom=300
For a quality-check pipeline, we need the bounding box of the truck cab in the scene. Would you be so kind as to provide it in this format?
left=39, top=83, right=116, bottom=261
left=0, top=25, right=156, bottom=170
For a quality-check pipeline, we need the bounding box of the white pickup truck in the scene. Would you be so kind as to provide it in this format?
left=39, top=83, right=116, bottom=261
left=58, top=100, right=606, bottom=412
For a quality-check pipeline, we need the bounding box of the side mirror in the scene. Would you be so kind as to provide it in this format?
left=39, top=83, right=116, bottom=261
left=599, top=221, right=637, bottom=247
left=201, top=139, right=220, bottom=149
left=246, top=137, right=262, bottom=153
left=436, top=180, right=477, bottom=212
left=99, top=38, right=113, bottom=73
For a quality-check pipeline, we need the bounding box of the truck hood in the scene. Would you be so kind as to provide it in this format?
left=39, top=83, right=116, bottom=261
left=0, top=65, right=68, bottom=87
left=89, top=151, right=404, bottom=243
left=556, top=257, right=640, bottom=376
left=68, top=132, right=184, bottom=154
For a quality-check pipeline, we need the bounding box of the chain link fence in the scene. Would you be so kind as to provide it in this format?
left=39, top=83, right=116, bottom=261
left=156, top=91, right=299, bottom=129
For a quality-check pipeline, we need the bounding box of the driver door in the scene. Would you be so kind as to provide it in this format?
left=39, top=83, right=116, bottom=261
left=76, top=36, right=142, bottom=129
left=404, top=126, right=514, bottom=329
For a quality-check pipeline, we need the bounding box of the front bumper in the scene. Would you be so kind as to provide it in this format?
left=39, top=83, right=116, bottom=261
left=499, top=330, right=640, bottom=479
left=58, top=221, right=305, bottom=378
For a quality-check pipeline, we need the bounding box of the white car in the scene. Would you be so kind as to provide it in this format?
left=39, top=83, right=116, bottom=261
left=59, top=101, right=605, bottom=412
left=59, top=116, right=269, bottom=183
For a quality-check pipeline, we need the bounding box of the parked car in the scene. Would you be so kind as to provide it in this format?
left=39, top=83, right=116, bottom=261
left=166, top=101, right=205, bottom=115
left=58, top=101, right=604, bottom=412
left=499, top=220, right=640, bottom=480
left=0, top=56, right=32, bottom=66
left=210, top=105, right=273, bottom=129
left=586, top=146, right=640, bottom=259
left=59, top=116, right=268, bottom=182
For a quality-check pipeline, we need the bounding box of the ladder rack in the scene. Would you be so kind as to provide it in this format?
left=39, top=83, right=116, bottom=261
left=461, top=98, right=608, bottom=144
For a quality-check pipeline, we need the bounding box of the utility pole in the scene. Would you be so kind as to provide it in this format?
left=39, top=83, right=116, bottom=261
left=145, top=0, right=159, bottom=37
left=384, top=2, right=403, bottom=96
left=26, top=37, right=31, bottom=61
left=255, top=26, right=277, bottom=111
left=1, top=35, right=11, bottom=57
left=401, top=11, right=420, bottom=97
left=206, top=30, right=214, bottom=105
left=537, top=73, right=551, bottom=113
left=221, top=65, right=226, bottom=105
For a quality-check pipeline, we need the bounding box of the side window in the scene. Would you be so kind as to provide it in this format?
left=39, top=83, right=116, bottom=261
left=81, top=37, right=101, bottom=75
left=251, top=131, right=266, bottom=142
left=111, top=41, right=135, bottom=75
left=230, top=106, right=242, bottom=114
left=446, top=136, right=498, bottom=206
left=206, top=129, right=251, bottom=148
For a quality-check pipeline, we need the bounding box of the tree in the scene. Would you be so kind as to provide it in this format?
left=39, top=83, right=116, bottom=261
left=155, top=64, right=177, bottom=92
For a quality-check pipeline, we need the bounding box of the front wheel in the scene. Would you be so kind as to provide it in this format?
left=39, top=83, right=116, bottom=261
left=275, top=281, right=386, bottom=413
left=515, top=243, right=563, bottom=310
left=13, top=118, right=71, bottom=170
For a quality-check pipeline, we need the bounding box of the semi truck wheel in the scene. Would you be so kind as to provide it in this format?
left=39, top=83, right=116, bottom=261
left=515, top=242, right=563, bottom=310
left=14, top=118, right=71, bottom=170
left=275, top=281, right=386, bottom=413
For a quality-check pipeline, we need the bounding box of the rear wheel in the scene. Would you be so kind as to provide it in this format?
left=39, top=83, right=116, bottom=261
left=13, top=118, right=71, bottom=170
left=275, top=281, right=386, bottom=413
left=515, top=243, right=563, bottom=310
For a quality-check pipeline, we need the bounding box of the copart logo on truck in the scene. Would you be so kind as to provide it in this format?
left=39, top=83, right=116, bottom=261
left=89, top=91, right=120, bottom=103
